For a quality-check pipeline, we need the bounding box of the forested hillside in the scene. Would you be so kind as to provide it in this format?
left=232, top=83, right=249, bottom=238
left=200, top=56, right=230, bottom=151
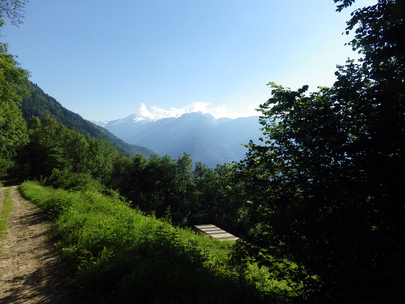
left=21, top=82, right=155, bottom=158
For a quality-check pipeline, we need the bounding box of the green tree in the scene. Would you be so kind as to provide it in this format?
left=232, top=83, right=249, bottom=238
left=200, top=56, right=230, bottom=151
left=191, top=163, right=249, bottom=234
left=137, top=154, right=177, bottom=217
left=108, top=154, right=144, bottom=201
left=18, top=116, right=72, bottom=178
left=238, top=1, right=405, bottom=303
left=17, top=116, right=118, bottom=181
left=166, top=153, right=195, bottom=225
left=0, top=17, right=29, bottom=175
left=108, top=153, right=249, bottom=231
left=86, top=136, right=118, bottom=182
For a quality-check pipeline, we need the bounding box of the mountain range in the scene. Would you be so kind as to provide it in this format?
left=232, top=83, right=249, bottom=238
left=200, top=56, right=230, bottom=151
left=20, top=82, right=263, bottom=167
left=95, top=112, right=262, bottom=167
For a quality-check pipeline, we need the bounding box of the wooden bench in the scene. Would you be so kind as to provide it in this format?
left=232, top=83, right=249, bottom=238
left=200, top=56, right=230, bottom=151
left=194, top=224, right=239, bottom=241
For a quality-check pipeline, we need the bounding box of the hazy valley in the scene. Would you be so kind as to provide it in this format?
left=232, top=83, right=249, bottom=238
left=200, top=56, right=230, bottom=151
left=94, top=112, right=262, bottom=167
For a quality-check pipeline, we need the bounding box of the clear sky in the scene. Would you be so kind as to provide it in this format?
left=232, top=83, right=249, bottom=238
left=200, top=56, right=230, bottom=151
left=2, top=0, right=375, bottom=121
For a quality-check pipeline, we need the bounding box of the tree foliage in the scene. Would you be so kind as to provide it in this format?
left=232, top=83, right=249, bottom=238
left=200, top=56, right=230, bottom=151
left=16, top=116, right=119, bottom=181
left=0, top=18, right=29, bottom=175
left=108, top=153, right=250, bottom=233
left=237, top=0, right=405, bottom=303
left=0, top=0, right=28, bottom=25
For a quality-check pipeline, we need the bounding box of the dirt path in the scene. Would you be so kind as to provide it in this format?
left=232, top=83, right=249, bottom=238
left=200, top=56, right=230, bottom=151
left=0, top=186, right=73, bottom=304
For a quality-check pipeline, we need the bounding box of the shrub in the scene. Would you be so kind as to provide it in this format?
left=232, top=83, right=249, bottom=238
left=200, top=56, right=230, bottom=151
left=43, top=169, right=105, bottom=192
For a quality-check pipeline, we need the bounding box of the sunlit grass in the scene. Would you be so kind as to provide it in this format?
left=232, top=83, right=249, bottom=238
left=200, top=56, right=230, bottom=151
left=20, top=181, right=278, bottom=303
left=0, top=187, right=13, bottom=245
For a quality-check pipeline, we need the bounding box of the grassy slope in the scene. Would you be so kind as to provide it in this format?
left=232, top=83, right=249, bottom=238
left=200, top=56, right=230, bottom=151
left=20, top=181, right=280, bottom=304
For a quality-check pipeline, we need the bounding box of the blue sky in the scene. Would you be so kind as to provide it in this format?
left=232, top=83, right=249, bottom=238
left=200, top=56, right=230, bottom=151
left=2, top=0, right=375, bottom=121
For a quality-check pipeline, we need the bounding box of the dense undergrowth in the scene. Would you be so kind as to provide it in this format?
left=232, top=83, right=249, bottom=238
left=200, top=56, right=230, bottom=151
left=20, top=181, right=283, bottom=304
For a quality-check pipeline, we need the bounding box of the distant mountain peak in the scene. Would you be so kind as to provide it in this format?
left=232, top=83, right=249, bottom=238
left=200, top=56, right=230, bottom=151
left=126, top=114, right=153, bottom=123
left=100, top=111, right=262, bottom=167
left=177, top=112, right=216, bottom=121
left=132, top=115, right=148, bottom=123
left=102, top=114, right=154, bottom=127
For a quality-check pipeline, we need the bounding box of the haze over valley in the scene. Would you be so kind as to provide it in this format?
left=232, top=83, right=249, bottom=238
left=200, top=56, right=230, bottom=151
left=95, top=112, right=263, bottom=167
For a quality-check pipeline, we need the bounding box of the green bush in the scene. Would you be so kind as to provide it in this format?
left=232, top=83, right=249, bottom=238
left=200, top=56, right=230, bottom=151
left=43, top=169, right=105, bottom=192
left=43, top=168, right=121, bottom=199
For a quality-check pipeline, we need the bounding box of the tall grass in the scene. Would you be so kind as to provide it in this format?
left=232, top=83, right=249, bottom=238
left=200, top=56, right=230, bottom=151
left=0, top=187, right=13, bottom=243
left=20, top=181, right=276, bottom=303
